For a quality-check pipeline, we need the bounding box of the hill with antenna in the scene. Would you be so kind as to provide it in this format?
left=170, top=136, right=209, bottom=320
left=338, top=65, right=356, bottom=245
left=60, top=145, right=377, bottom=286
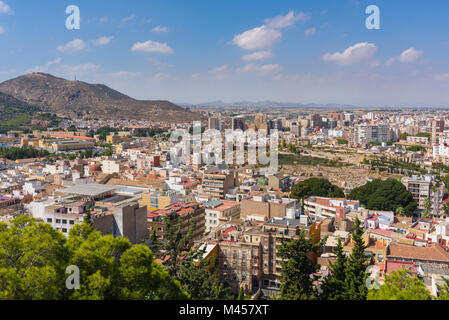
left=0, top=73, right=202, bottom=122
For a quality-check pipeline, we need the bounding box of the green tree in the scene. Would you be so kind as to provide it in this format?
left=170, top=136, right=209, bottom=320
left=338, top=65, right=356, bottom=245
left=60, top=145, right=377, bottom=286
left=0, top=216, right=68, bottom=300
left=367, top=269, right=432, bottom=300
left=344, top=217, right=371, bottom=300
left=149, top=229, right=163, bottom=255
left=237, top=286, right=245, bottom=300
left=395, top=206, right=406, bottom=217
left=278, top=231, right=323, bottom=300
left=290, top=178, right=345, bottom=202
left=0, top=217, right=188, bottom=300
left=437, top=277, right=449, bottom=300
left=161, top=215, right=195, bottom=278
left=422, top=198, right=432, bottom=219
left=320, top=238, right=347, bottom=300
left=348, top=179, right=417, bottom=215
left=443, top=202, right=449, bottom=218
left=442, top=173, right=449, bottom=193
left=177, top=251, right=230, bottom=300
left=66, top=223, right=188, bottom=300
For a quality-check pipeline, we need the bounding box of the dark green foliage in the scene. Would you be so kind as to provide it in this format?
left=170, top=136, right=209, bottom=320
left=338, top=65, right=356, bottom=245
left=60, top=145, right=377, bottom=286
left=348, top=179, right=416, bottom=215
left=406, top=145, right=426, bottom=152
left=95, top=127, right=118, bottom=141
left=0, top=216, right=188, bottom=300
left=344, top=217, right=371, bottom=300
left=134, top=128, right=166, bottom=137
left=279, top=154, right=350, bottom=168
left=177, top=249, right=231, bottom=300
left=277, top=231, right=323, bottom=300
left=0, top=145, right=50, bottom=160
left=320, top=238, right=347, bottom=300
left=155, top=216, right=231, bottom=300
left=290, top=178, right=345, bottom=201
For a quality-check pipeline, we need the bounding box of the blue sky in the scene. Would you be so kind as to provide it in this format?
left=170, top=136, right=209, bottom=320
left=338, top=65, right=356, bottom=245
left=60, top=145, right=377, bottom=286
left=1, top=0, right=449, bottom=107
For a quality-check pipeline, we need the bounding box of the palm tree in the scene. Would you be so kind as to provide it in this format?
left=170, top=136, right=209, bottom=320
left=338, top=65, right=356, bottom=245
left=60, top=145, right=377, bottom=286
left=395, top=206, right=405, bottom=217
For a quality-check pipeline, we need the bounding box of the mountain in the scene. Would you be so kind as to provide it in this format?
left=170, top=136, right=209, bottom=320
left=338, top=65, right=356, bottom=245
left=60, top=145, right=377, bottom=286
left=0, top=91, right=33, bottom=108
left=0, top=91, right=42, bottom=131
left=0, top=73, right=203, bottom=122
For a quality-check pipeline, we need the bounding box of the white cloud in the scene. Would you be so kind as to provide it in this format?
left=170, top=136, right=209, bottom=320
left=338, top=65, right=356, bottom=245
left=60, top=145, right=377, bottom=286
left=237, top=63, right=282, bottom=74
left=0, top=1, right=13, bottom=15
left=385, top=57, right=396, bottom=66
left=304, top=27, right=316, bottom=36
left=122, top=14, right=136, bottom=23
left=151, top=25, right=169, bottom=33
left=99, top=16, right=108, bottom=23
left=209, top=64, right=229, bottom=79
left=0, top=26, right=4, bottom=34
left=264, top=11, right=310, bottom=29
left=435, top=73, right=449, bottom=81
left=27, top=57, right=62, bottom=73
left=109, top=71, right=142, bottom=79
left=398, top=47, right=423, bottom=63
left=57, top=39, right=86, bottom=54
left=369, top=59, right=381, bottom=67
left=210, top=64, right=229, bottom=74
left=151, top=73, right=169, bottom=81
left=93, top=36, right=113, bottom=46
left=322, top=42, right=377, bottom=65
left=232, top=25, right=281, bottom=50
left=58, top=64, right=100, bottom=78
left=27, top=60, right=99, bottom=79
left=131, top=40, right=174, bottom=54
left=259, top=64, right=282, bottom=73
left=272, top=73, right=302, bottom=81
left=232, top=11, right=309, bottom=51
left=0, top=68, right=15, bottom=75
left=241, top=51, right=272, bottom=61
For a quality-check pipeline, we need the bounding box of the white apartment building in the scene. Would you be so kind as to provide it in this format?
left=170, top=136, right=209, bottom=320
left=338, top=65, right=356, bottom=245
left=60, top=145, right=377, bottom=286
left=354, top=123, right=390, bottom=145
left=304, top=196, right=359, bottom=219
left=101, top=160, right=121, bottom=174
left=407, top=136, right=429, bottom=145
left=23, top=180, right=44, bottom=196
left=402, top=175, right=444, bottom=216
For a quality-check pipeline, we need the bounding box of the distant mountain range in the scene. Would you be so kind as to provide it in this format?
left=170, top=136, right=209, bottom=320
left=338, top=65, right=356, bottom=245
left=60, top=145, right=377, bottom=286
left=0, top=73, right=203, bottom=122
left=178, top=100, right=362, bottom=109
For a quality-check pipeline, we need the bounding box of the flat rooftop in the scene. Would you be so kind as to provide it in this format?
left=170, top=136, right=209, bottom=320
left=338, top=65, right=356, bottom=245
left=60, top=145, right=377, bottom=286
left=265, top=217, right=301, bottom=227
left=61, top=184, right=118, bottom=197
left=97, top=194, right=134, bottom=204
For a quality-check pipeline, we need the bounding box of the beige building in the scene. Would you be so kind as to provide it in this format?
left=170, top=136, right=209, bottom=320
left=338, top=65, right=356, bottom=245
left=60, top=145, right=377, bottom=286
left=204, top=200, right=240, bottom=232
left=241, top=192, right=297, bottom=221
left=201, top=170, right=239, bottom=200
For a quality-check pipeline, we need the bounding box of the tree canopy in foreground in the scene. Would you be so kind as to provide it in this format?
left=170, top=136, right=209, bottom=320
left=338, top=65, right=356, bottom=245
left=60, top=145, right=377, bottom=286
left=367, top=269, right=432, bottom=300
left=0, top=216, right=188, bottom=300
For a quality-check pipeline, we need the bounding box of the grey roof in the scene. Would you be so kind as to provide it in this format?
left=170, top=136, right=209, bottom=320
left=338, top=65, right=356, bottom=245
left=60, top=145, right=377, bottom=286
left=61, top=184, right=118, bottom=196
left=204, top=200, right=223, bottom=208
left=265, top=217, right=301, bottom=227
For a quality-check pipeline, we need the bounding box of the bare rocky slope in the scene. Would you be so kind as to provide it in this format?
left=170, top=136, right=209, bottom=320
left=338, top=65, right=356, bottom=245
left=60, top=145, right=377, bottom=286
left=0, top=73, right=203, bottom=122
